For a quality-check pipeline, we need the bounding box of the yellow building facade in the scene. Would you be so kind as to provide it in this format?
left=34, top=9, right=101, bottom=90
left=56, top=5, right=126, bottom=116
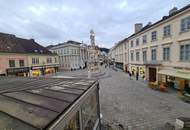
left=27, top=54, right=59, bottom=77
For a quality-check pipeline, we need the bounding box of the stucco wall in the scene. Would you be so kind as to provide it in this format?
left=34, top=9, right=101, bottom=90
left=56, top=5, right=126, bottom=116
left=128, top=8, right=190, bottom=68
left=0, top=53, right=28, bottom=74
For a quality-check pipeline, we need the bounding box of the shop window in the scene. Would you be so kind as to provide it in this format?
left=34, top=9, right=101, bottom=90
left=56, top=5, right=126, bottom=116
left=82, top=90, right=98, bottom=130
left=9, top=60, right=15, bottom=68
left=19, top=60, right=24, bottom=67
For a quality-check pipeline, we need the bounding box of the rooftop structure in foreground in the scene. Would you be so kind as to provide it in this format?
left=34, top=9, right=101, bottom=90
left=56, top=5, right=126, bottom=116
left=0, top=77, right=100, bottom=130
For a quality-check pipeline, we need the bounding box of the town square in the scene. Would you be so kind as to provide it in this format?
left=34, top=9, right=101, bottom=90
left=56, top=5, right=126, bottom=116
left=0, top=0, right=190, bottom=130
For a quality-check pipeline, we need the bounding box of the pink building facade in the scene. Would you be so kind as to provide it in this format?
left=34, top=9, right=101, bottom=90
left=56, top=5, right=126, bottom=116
left=0, top=53, right=29, bottom=76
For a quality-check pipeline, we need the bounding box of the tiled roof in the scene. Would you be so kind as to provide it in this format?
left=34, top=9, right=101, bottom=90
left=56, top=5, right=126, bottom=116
left=0, top=77, right=97, bottom=130
left=0, top=32, right=53, bottom=54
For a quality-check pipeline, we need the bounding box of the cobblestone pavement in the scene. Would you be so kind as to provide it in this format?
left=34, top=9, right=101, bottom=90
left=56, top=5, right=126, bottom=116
left=53, top=65, right=109, bottom=79
left=54, top=67, right=190, bottom=130
left=99, top=68, right=190, bottom=130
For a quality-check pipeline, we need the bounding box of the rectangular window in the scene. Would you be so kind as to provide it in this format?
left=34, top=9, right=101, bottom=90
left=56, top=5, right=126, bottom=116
left=64, top=49, right=66, bottom=54
left=125, top=43, right=127, bottom=49
left=67, top=48, right=69, bottom=54
left=55, top=57, right=57, bottom=63
left=180, top=44, right=190, bottom=61
left=143, top=51, right=147, bottom=61
left=19, top=60, right=24, bottom=67
left=9, top=60, right=15, bottom=68
left=131, top=41, right=133, bottom=47
left=181, top=16, right=190, bottom=32
left=142, top=35, right=147, bottom=44
left=151, top=31, right=157, bottom=41
left=47, top=58, right=52, bottom=63
left=151, top=49, right=157, bottom=61
left=32, top=58, right=35, bottom=64
left=136, top=38, right=139, bottom=46
left=72, top=49, right=74, bottom=54
left=136, top=52, right=140, bottom=61
left=32, top=57, right=39, bottom=64
left=163, top=25, right=171, bottom=37
left=163, top=47, right=170, bottom=61
left=131, top=52, right=134, bottom=61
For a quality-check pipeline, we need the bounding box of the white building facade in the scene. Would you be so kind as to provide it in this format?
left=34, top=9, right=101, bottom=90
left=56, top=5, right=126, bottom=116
left=109, top=39, right=128, bottom=71
left=49, top=41, right=88, bottom=70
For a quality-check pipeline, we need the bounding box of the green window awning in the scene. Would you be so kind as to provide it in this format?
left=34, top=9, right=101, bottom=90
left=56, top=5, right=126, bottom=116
left=158, top=69, right=190, bottom=80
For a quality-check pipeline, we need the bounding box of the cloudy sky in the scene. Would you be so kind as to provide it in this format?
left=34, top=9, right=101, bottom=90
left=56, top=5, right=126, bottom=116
left=0, top=0, right=189, bottom=48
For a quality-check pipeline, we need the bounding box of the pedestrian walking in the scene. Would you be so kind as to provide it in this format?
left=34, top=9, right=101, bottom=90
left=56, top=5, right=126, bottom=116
left=136, top=72, right=139, bottom=80
left=128, top=72, right=132, bottom=80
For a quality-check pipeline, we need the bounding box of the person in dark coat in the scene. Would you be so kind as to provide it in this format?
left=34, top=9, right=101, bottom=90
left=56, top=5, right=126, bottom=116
left=129, top=72, right=132, bottom=80
left=136, top=72, right=139, bottom=80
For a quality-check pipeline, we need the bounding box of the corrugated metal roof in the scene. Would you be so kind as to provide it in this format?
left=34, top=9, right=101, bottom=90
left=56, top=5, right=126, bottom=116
left=0, top=77, right=96, bottom=130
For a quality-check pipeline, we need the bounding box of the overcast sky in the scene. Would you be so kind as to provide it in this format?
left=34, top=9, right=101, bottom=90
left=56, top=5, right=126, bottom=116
left=0, top=0, right=189, bottom=48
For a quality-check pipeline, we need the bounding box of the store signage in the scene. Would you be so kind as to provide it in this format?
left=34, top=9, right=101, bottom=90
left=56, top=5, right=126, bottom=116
left=32, top=66, right=43, bottom=70
left=7, top=67, right=29, bottom=74
left=46, top=64, right=60, bottom=67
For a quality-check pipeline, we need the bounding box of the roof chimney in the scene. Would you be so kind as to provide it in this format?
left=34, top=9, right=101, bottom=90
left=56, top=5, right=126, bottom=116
left=169, top=7, right=178, bottom=15
left=148, top=22, right=152, bottom=26
left=135, top=23, right=143, bottom=33
left=30, top=39, right=35, bottom=42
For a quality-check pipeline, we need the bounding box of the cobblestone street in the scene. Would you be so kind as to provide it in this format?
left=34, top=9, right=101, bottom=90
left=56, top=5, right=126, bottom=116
left=99, top=68, right=190, bottom=130
left=55, top=67, right=190, bottom=130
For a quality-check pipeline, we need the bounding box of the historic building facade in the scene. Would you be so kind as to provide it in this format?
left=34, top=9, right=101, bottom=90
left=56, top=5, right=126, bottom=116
left=49, top=40, right=88, bottom=70
left=109, top=38, right=128, bottom=71
left=0, top=53, right=29, bottom=76
left=128, top=5, right=190, bottom=85
left=0, top=32, right=59, bottom=77
left=110, top=4, right=190, bottom=90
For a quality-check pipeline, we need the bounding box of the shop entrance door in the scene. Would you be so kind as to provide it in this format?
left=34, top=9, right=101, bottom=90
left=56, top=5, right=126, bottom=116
left=149, top=68, right=156, bottom=82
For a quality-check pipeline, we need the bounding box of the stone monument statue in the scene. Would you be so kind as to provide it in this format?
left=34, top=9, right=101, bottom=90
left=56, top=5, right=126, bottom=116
left=87, top=29, right=100, bottom=78
left=90, top=29, right=95, bottom=46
